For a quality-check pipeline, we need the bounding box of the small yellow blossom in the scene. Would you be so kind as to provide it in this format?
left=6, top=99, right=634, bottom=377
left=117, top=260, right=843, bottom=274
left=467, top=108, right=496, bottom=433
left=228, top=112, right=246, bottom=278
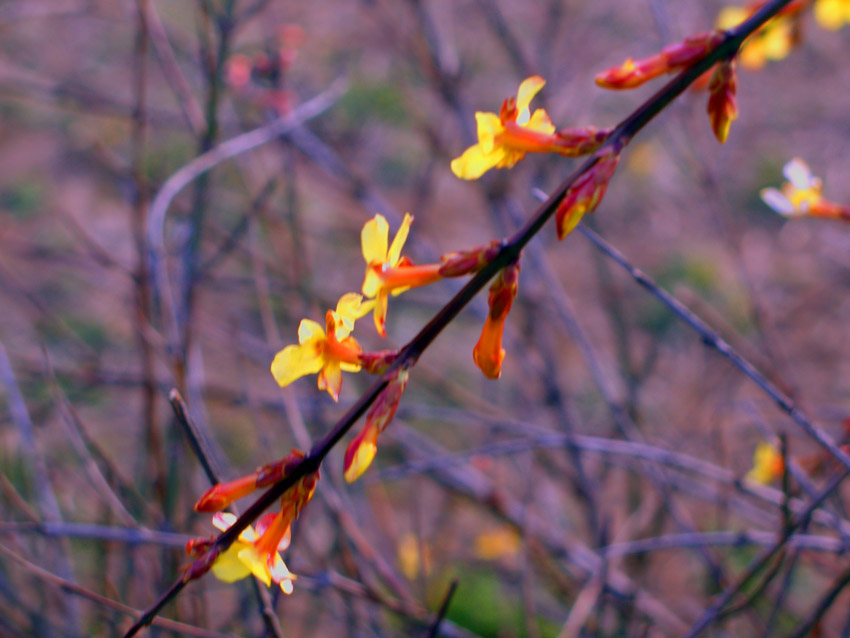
left=271, top=293, right=373, bottom=401
left=760, top=158, right=850, bottom=220
left=451, top=76, right=609, bottom=180
left=361, top=213, right=442, bottom=337
left=814, top=0, right=850, bottom=30
left=746, top=441, right=785, bottom=484
left=207, top=512, right=296, bottom=594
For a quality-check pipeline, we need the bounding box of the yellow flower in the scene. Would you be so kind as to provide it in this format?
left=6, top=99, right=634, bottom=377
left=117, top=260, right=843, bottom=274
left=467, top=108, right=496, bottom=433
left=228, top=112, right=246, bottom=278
left=208, top=512, right=296, bottom=594
left=716, top=5, right=796, bottom=69
left=760, top=158, right=850, bottom=220
left=361, top=213, right=442, bottom=336
left=746, top=441, right=785, bottom=485
left=271, top=293, right=373, bottom=401
left=451, top=76, right=555, bottom=180
left=815, top=0, right=850, bottom=30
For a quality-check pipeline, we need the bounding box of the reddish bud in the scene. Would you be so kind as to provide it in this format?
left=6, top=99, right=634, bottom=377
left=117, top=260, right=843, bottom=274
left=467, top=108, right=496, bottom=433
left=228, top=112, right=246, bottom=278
left=556, top=146, right=622, bottom=240
left=596, top=31, right=724, bottom=90
left=707, top=59, right=738, bottom=143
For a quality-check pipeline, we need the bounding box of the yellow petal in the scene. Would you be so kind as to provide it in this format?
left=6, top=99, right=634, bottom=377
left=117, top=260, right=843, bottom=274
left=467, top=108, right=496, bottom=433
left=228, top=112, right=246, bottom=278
left=271, top=341, right=325, bottom=388
left=716, top=7, right=748, bottom=30
left=362, top=267, right=383, bottom=299
left=526, top=108, right=555, bottom=135
left=211, top=543, right=253, bottom=583
left=237, top=546, right=272, bottom=587
left=298, top=319, right=325, bottom=345
left=475, top=111, right=503, bottom=153
left=450, top=142, right=508, bottom=180
left=212, top=512, right=258, bottom=543
left=515, top=76, right=545, bottom=125
left=387, top=213, right=413, bottom=267
left=362, top=214, right=389, bottom=265
left=318, top=360, right=343, bottom=402
left=373, top=292, right=389, bottom=337
left=335, top=293, right=374, bottom=337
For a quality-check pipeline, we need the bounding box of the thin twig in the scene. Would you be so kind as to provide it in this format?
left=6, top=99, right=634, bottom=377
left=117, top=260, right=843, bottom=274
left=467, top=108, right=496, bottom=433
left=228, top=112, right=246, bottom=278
left=426, top=578, right=458, bottom=638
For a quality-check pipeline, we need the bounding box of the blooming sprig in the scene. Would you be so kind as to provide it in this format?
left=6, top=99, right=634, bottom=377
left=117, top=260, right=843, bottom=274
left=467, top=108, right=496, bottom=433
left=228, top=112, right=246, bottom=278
left=270, top=293, right=373, bottom=402
left=451, top=76, right=609, bottom=180
left=760, top=158, right=850, bottom=220
left=186, top=450, right=319, bottom=594
left=186, top=512, right=297, bottom=594
left=361, top=213, right=443, bottom=336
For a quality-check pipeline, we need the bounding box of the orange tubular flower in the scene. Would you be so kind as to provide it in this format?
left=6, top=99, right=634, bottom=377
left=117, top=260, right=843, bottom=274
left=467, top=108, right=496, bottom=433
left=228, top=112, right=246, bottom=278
left=361, top=213, right=442, bottom=337
left=451, top=76, right=609, bottom=180
left=270, top=293, right=373, bottom=402
left=196, top=449, right=307, bottom=513
left=343, top=368, right=410, bottom=482
left=706, top=59, right=738, bottom=142
left=556, top=145, right=622, bottom=240
left=760, top=158, right=850, bottom=221
left=595, top=31, right=725, bottom=90
left=473, top=262, right=519, bottom=379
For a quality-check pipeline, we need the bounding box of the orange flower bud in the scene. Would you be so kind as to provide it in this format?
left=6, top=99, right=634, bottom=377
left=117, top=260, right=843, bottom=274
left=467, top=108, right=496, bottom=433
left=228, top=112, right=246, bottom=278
left=595, top=31, right=724, bottom=90
left=473, top=263, right=519, bottom=379
left=344, top=369, right=410, bottom=482
left=195, top=475, right=258, bottom=513
left=556, top=146, right=622, bottom=240
left=707, top=59, right=738, bottom=142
